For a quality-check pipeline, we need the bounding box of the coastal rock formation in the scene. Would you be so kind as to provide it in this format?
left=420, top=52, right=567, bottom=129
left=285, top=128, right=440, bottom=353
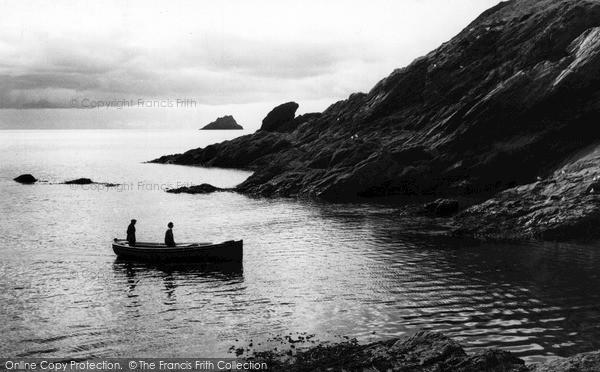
left=247, top=331, right=600, bottom=371
left=259, top=102, right=299, bottom=132
left=454, top=145, right=600, bottom=240
left=201, top=115, right=243, bottom=130
left=63, top=178, right=119, bottom=187
left=153, top=0, right=600, bottom=196
left=13, top=175, right=119, bottom=187
left=64, top=178, right=95, bottom=185
left=529, top=350, right=600, bottom=372
left=420, top=198, right=460, bottom=217
left=152, top=0, right=600, bottom=239
left=166, top=183, right=228, bottom=194
left=151, top=131, right=293, bottom=168
left=13, top=174, right=37, bottom=184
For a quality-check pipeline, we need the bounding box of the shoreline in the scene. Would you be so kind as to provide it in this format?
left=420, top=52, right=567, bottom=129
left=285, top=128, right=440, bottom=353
left=241, top=331, right=600, bottom=372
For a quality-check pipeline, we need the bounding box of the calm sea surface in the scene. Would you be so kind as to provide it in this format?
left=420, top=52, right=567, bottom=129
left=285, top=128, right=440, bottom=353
left=1, top=129, right=600, bottom=363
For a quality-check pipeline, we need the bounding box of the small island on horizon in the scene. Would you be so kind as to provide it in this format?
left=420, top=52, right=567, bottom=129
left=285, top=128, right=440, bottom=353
left=200, top=115, right=243, bottom=130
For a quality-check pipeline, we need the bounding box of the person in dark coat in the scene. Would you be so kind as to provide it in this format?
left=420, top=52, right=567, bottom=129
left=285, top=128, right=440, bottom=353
left=127, top=219, right=137, bottom=246
left=165, top=222, right=176, bottom=247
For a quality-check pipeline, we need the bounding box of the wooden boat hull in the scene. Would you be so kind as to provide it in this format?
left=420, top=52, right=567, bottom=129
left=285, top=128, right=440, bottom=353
left=112, top=240, right=243, bottom=262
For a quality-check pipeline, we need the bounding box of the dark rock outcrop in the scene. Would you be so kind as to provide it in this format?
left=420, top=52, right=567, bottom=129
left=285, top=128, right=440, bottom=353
left=420, top=198, right=460, bottom=217
left=277, top=112, right=322, bottom=133
left=247, top=331, right=530, bottom=371
left=151, top=0, right=600, bottom=239
left=201, top=115, right=243, bottom=130
left=259, top=102, right=299, bottom=132
left=246, top=331, right=600, bottom=371
left=151, top=131, right=292, bottom=169
left=166, top=183, right=228, bottom=194
left=529, top=350, right=600, bottom=372
left=64, top=178, right=94, bottom=185
left=14, top=174, right=37, bottom=184
left=13, top=175, right=119, bottom=187
left=62, top=178, right=118, bottom=187
left=453, top=145, right=600, bottom=240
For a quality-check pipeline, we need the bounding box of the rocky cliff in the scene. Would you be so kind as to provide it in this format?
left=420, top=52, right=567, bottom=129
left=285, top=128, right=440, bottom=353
left=201, top=115, right=243, bottom=130
left=152, top=0, right=600, bottom=239
left=453, top=143, right=600, bottom=240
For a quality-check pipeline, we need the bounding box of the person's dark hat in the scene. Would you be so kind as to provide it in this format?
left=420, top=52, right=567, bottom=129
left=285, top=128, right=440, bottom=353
left=167, top=222, right=173, bottom=228
left=131, top=219, right=137, bottom=223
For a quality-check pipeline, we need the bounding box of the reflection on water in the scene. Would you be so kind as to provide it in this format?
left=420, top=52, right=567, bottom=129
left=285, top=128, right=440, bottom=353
left=111, top=260, right=244, bottom=326
left=112, top=260, right=244, bottom=283
left=2, top=130, right=600, bottom=363
left=3, top=197, right=600, bottom=363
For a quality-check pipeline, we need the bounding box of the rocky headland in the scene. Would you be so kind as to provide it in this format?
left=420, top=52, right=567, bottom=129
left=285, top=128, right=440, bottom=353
left=201, top=115, right=243, bottom=130
left=244, top=331, right=600, bottom=372
left=151, top=0, right=600, bottom=240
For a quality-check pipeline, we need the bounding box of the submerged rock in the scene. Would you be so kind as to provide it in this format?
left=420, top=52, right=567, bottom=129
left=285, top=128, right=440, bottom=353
left=201, top=115, right=243, bottom=130
left=13, top=174, right=37, bottom=184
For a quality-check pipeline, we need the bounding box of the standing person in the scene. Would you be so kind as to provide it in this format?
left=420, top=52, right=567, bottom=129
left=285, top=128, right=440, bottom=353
left=127, top=219, right=137, bottom=246
left=165, top=222, right=176, bottom=247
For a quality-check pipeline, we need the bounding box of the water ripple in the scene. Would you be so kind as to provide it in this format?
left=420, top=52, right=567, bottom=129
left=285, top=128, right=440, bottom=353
left=3, top=131, right=600, bottom=361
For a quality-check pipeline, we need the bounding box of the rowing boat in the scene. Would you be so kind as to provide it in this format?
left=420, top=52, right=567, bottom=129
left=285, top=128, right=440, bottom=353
left=112, top=239, right=243, bottom=262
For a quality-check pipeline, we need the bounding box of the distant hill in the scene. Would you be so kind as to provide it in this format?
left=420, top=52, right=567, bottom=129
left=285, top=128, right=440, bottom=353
left=201, top=115, right=243, bottom=130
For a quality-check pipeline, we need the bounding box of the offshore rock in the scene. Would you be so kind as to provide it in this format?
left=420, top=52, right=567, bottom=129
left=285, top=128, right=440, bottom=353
left=201, top=115, right=243, bottom=130
left=64, top=178, right=94, bottom=184
left=62, top=178, right=119, bottom=187
left=13, top=174, right=37, bottom=184
left=166, top=184, right=228, bottom=194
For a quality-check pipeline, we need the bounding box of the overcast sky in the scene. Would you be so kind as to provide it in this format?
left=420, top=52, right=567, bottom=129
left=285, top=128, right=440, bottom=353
left=0, top=0, right=504, bottom=110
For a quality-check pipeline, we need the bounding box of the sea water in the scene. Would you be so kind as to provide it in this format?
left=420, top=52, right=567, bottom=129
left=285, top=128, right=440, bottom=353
left=1, top=129, right=600, bottom=363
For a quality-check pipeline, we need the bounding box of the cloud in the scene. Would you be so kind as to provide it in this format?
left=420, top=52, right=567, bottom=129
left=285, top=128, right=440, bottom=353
left=0, top=31, right=381, bottom=108
left=0, top=0, right=503, bottom=109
